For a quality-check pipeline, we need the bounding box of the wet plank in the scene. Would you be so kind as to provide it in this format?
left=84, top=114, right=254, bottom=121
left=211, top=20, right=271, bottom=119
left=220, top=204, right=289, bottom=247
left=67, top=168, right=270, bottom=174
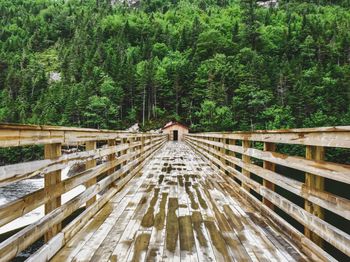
left=51, top=142, right=316, bottom=262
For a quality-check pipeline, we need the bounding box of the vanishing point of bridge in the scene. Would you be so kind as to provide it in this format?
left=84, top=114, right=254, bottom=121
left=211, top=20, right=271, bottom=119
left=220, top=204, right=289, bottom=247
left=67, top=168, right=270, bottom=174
left=0, top=124, right=349, bottom=261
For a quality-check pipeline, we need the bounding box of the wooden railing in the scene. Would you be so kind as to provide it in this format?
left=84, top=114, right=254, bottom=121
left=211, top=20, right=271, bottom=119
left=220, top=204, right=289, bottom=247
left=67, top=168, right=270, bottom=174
left=184, top=126, right=350, bottom=261
left=0, top=124, right=167, bottom=261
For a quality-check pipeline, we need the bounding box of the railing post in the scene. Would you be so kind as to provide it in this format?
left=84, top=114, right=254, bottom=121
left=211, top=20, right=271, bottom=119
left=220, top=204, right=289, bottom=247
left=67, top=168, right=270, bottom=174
left=228, top=139, right=236, bottom=169
left=131, top=136, right=136, bottom=161
left=44, top=143, right=62, bottom=242
left=85, top=141, right=97, bottom=207
left=219, top=136, right=225, bottom=168
left=122, top=137, right=128, bottom=166
left=263, top=142, right=276, bottom=209
left=108, top=139, right=116, bottom=183
left=141, top=135, right=145, bottom=156
left=305, top=145, right=325, bottom=247
left=242, top=140, right=251, bottom=192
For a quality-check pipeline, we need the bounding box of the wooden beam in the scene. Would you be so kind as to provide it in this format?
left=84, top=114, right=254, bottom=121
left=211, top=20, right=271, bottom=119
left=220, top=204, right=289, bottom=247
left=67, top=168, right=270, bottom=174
left=305, top=145, right=325, bottom=247
left=187, top=135, right=350, bottom=184
left=186, top=128, right=350, bottom=148
left=85, top=141, right=97, bottom=207
left=242, top=140, right=251, bottom=192
left=185, top=138, right=350, bottom=220
left=186, top=139, right=350, bottom=256
left=0, top=138, right=166, bottom=261
left=263, top=142, right=276, bottom=209
left=26, top=137, right=166, bottom=262
left=44, top=143, right=62, bottom=242
left=108, top=139, right=116, bottom=172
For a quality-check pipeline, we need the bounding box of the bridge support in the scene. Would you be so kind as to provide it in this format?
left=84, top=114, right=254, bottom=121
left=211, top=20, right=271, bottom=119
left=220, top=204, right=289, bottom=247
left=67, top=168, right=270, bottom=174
left=305, top=145, right=325, bottom=247
left=44, top=143, right=62, bottom=242
left=263, top=142, right=276, bottom=209
left=108, top=139, right=116, bottom=179
left=242, top=140, right=251, bottom=192
left=85, top=141, right=97, bottom=207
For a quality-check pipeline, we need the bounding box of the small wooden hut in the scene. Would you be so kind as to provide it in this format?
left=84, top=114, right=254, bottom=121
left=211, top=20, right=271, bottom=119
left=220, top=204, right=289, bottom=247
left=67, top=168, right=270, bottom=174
left=162, top=121, right=189, bottom=141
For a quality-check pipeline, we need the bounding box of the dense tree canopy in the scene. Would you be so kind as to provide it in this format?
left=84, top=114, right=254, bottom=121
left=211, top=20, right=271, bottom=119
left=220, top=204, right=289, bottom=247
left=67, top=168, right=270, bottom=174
left=0, top=0, right=349, bottom=131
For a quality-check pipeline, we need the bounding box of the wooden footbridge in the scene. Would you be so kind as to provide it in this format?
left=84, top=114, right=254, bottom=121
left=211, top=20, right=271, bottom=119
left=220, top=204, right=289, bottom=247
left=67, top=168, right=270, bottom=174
left=0, top=124, right=349, bottom=261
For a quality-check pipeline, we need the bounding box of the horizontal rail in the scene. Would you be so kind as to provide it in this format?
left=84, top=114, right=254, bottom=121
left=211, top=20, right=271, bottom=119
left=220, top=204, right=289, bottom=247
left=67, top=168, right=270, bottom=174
left=0, top=123, right=161, bottom=147
left=0, top=123, right=167, bottom=261
left=189, top=126, right=350, bottom=148
left=185, top=126, right=350, bottom=260
left=187, top=138, right=350, bottom=219
left=188, top=136, right=350, bottom=184
left=0, top=137, right=160, bottom=187
left=201, top=156, right=336, bottom=262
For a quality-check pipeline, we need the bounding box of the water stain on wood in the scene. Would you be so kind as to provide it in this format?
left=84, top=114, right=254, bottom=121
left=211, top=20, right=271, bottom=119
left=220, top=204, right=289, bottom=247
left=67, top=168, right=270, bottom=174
left=141, top=188, right=160, bottom=227
left=185, top=181, right=199, bottom=210
left=193, top=184, right=208, bottom=209
left=166, top=198, right=179, bottom=252
left=190, top=174, right=198, bottom=181
left=203, top=188, right=231, bottom=232
left=131, top=233, right=151, bottom=262
left=158, top=174, right=164, bottom=184
left=179, top=215, right=195, bottom=251
left=162, top=164, right=173, bottom=173
left=223, top=205, right=244, bottom=232
left=191, top=211, right=207, bottom=247
left=177, top=175, right=184, bottom=187
left=146, top=184, right=155, bottom=193
left=204, top=220, right=231, bottom=261
left=146, top=247, right=158, bottom=261
left=140, top=196, right=148, bottom=205
left=154, top=192, right=168, bottom=230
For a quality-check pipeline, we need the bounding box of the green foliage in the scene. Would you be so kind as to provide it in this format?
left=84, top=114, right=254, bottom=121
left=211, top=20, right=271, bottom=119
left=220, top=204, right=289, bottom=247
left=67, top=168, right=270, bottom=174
left=84, top=95, right=120, bottom=129
left=194, top=100, right=235, bottom=131
left=0, top=0, right=348, bottom=132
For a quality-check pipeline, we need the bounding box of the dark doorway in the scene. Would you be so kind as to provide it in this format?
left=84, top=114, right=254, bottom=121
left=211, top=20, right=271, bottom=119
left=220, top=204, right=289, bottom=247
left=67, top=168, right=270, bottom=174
left=173, top=130, right=178, bottom=141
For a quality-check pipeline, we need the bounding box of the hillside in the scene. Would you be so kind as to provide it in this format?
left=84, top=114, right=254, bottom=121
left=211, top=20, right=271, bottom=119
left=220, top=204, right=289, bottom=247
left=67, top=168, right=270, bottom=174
left=0, top=0, right=349, bottom=131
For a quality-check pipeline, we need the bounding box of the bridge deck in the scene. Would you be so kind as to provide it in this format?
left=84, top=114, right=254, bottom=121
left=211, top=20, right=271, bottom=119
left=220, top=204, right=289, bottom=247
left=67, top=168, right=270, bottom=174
left=52, top=142, right=310, bottom=262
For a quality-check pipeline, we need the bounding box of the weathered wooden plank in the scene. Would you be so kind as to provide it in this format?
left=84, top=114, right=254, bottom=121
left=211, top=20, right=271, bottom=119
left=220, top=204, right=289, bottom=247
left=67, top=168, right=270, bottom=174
left=25, top=185, right=118, bottom=262
left=0, top=142, right=138, bottom=187
left=23, top=139, right=166, bottom=262
left=0, top=147, right=143, bottom=227
left=220, top=178, right=335, bottom=262
left=87, top=149, right=160, bottom=262
left=186, top=126, right=350, bottom=148
left=187, top=135, right=350, bottom=184
left=242, top=140, right=251, bottom=192
left=44, top=143, right=62, bottom=242
left=85, top=141, right=97, bottom=207
left=187, top=139, right=337, bottom=262
left=263, top=142, right=276, bottom=209
left=74, top=192, right=144, bottom=261
left=304, top=145, right=325, bottom=247
left=0, top=122, right=166, bottom=147
left=0, top=140, right=166, bottom=261
left=187, top=140, right=350, bottom=257
left=186, top=138, right=350, bottom=220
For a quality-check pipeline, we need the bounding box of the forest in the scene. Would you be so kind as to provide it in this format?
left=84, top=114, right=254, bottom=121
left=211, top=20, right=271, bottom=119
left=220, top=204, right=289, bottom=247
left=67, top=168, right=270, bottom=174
left=0, top=0, right=349, bottom=132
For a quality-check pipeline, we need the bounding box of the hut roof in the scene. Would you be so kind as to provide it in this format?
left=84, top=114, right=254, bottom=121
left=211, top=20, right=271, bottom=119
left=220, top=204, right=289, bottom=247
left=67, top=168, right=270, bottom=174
left=162, top=121, right=189, bottom=130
